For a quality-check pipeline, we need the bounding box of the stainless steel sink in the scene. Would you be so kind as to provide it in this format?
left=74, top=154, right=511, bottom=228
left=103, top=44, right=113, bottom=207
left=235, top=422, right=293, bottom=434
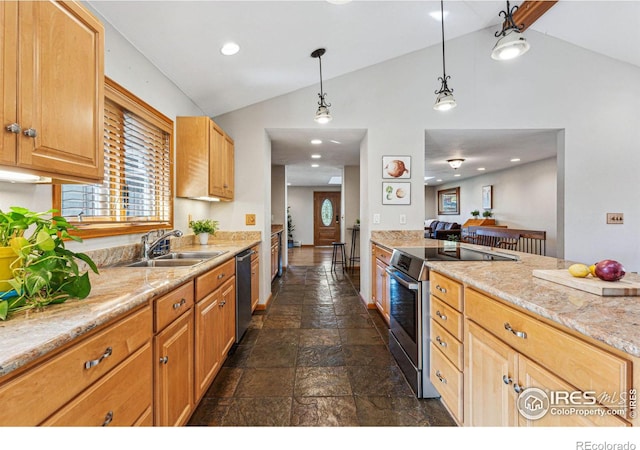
left=154, top=251, right=228, bottom=260
left=125, top=258, right=205, bottom=268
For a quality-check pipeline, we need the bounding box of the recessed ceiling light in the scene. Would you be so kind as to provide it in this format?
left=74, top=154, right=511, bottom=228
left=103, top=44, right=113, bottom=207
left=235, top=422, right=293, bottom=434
left=477, top=167, right=486, bottom=171
left=328, top=176, right=342, bottom=184
left=424, top=176, right=435, bottom=181
left=429, top=10, right=449, bottom=21
left=220, top=42, right=240, bottom=56
left=311, top=154, right=321, bottom=159
left=510, top=158, right=521, bottom=162
left=311, top=139, right=322, bottom=145
left=329, top=140, right=341, bottom=144
left=311, top=164, right=319, bottom=168
left=287, top=182, right=291, bottom=186
left=436, top=179, right=443, bottom=182
left=454, top=174, right=461, bottom=177
left=327, top=0, right=352, bottom=4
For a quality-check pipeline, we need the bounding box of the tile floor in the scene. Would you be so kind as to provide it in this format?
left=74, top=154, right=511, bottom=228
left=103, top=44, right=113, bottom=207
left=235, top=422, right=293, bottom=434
left=188, top=249, right=456, bottom=427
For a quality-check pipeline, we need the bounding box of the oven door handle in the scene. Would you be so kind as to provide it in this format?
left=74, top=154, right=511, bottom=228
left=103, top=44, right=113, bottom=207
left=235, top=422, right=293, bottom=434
left=385, top=267, right=419, bottom=291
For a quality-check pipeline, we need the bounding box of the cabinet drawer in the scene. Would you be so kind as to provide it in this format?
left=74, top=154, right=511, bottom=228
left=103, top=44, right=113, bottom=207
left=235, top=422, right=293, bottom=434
left=374, top=245, right=392, bottom=265
left=430, top=272, right=463, bottom=311
left=430, top=295, right=463, bottom=341
left=195, top=258, right=236, bottom=301
left=271, top=234, right=279, bottom=246
left=465, top=288, right=630, bottom=408
left=251, top=245, right=259, bottom=261
left=430, top=343, right=463, bottom=423
left=42, top=343, right=152, bottom=426
left=431, top=319, right=463, bottom=370
left=0, top=306, right=152, bottom=425
left=155, top=281, right=195, bottom=332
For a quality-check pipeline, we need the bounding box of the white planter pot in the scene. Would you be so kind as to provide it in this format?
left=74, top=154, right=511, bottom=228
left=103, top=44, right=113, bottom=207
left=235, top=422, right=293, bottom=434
left=197, top=233, right=209, bottom=245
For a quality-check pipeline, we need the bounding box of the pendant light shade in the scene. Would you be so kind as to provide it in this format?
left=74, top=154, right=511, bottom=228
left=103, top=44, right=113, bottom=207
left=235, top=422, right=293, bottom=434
left=491, top=1, right=530, bottom=60
left=311, top=48, right=332, bottom=124
left=434, top=0, right=456, bottom=111
left=447, top=158, right=465, bottom=169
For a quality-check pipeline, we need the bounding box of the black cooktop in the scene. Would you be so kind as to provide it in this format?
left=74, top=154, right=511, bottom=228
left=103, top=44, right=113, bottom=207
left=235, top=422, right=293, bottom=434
left=396, top=243, right=519, bottom=262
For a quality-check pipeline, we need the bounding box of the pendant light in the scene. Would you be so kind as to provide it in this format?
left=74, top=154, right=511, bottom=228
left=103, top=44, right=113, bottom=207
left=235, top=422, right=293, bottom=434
left=434, top=0, right=456, bottom=111
left=311, top=48, right=332, bottom=124
left=447, top=158, right=465, bottom=169
left=491, top=1, right=530, bottom=61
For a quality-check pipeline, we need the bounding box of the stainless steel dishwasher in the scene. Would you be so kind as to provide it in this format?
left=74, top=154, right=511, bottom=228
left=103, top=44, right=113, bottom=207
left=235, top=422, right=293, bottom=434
left=235, top=248, right=255, bottom=343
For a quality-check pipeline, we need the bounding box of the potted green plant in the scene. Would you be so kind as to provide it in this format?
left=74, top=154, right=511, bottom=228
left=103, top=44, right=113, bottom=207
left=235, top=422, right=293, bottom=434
left=0, top=207, right=98, bottom=320
left=482, top=209, right=493, bottom=218
left=471, top=210, right=480, bottom=218
left=189, top=218, right=219, bottom=245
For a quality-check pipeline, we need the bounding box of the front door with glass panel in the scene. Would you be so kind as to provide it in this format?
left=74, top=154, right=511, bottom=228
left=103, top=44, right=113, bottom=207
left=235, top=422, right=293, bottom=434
left=313, top=191, right=341, bottom=246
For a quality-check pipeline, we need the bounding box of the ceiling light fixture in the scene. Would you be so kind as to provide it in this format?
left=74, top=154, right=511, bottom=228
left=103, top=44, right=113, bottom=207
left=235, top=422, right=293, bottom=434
left=447, top=158, right=465, bottom=169
left=491, top=1, right=530, bottom=61
left=311, top=164, right=320, bottom=168
left=220, top=42, right=240, bottom=56
left=311, top=48, right=332, bottom=124
left=311, top=139, right=322, bottom=145
left=311, top=154, right=322, bottom=159
left=510, top=158, right=521, bottom=162
left=477, top=167, right=486, bottom=171
left=434, top=0, right=456, bottom=111
left=326, top=0, right=352, bottom=4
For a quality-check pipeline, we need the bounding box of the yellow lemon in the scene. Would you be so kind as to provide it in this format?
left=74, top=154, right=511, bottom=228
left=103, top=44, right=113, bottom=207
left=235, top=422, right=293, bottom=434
left=589, top=264, right=597, bottom=277
left=568, top=263, right=590, bottom=278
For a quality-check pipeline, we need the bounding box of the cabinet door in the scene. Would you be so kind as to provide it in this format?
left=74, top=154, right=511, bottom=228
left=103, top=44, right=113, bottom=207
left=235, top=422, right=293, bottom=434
left=209, top=121, right=225, bottom=197
left=194, top=291, right=223, bottom=402
left=370, top=247, right=377, bottom=303
left=465, top=320, right=517, bottom=426
left=222, top=135, right=234, bottom=199
left=517, top=355, right=629, bottom=427
left=154, top=310, right=194, bottom=426
left=251, top=258, right=260, bottom=312
left=1, top=2, right=18, bottom=166
left=17, top=1, right=104, bottom=182
left=220, top=276, right=236, bottom=359
left=374, top=259, right=389, bottom=324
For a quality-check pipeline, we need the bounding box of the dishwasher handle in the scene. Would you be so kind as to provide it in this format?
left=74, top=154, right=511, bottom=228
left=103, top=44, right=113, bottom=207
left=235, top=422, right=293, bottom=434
left=385, top=267, right=419, bottom=291
left=236, top=249, right=256, bottom=262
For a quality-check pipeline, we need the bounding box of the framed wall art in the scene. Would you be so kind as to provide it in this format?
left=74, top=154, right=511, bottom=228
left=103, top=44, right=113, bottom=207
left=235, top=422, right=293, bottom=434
left=437, top=187, right=460, bottom=215
left=382, top=182, right=411, bottom=205
left=482, top=185, right=493, bottom=210
left=382, top=156, right=410, bottom=179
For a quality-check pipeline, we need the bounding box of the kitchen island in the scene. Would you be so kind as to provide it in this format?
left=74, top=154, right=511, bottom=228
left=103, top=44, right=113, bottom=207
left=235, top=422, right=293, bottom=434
left=371, top=231, right=640, bottom=427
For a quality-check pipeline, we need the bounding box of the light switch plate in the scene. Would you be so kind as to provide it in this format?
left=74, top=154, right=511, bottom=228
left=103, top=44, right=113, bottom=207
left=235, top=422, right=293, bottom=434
left=606, top=213, right=623, bottom=224
left=373, top=213, right=380, bottom=224
left=246, top=214, right=256, bottom=226
left=400, top=214, right=406, bottom=224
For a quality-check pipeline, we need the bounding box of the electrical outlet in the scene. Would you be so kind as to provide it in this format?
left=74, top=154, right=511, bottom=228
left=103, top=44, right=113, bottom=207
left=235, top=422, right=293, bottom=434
left=606, top=213, right=624, bottom=224
left=246, top=214, right=256, bottom=226
left=400, top=214, right=406, bottom=224
left=373, top=213, right=380, bottom=224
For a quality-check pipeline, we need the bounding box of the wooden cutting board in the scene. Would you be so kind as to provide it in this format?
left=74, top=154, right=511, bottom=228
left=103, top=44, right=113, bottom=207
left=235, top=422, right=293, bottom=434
left=532, top=269, right=640, bottom=296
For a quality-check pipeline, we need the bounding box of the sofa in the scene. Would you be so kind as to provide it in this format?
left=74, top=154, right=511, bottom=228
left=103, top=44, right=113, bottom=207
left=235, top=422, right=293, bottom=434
left=424, top=220, right=461, bottom=240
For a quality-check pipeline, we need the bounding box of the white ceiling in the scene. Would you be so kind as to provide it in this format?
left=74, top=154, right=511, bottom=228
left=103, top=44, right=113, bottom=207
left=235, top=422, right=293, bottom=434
left=87, top=1, right=640, bottom=186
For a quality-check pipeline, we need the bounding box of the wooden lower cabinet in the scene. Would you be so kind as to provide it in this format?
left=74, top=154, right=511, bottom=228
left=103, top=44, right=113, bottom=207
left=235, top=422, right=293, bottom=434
left=251, top=245, right=260, bottom=312
left=154, top=309, right=194, bottom=426
left=220, top=276, right=237, bottom=358
left=371, top=244, right=392, bottom=324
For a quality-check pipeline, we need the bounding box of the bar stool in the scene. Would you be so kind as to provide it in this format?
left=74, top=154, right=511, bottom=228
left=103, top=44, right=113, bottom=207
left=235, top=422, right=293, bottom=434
left=331, top=242, right=347, bottom=272
left=348, top=225, right=360, bottom=269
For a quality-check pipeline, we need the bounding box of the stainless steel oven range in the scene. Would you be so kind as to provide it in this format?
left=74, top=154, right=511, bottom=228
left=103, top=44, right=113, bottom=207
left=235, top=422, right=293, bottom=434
left=386, top=243, right=518, bottom=398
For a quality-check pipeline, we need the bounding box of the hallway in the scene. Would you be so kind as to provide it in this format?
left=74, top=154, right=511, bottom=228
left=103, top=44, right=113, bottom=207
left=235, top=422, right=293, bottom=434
left=188, top=246, right=455, bottom=426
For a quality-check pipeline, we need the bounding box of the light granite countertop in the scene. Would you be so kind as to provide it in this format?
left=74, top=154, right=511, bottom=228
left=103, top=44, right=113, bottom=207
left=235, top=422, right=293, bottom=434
left=371, top=235, right=640, bottom=358
left=0, top=239, right=260, bottom=377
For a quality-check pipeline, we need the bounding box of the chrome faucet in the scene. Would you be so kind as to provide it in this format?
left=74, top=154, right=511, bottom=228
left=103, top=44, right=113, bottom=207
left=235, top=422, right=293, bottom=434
left=141, top=229, right=183, bottom=260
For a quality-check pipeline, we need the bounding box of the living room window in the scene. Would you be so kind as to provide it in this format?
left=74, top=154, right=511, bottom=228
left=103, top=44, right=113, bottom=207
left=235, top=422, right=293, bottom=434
left=53, top=77, right=174, bottom=238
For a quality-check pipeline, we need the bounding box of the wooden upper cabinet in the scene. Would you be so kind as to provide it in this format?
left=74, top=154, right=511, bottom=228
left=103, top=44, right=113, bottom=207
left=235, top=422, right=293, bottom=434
left=176, top=116, right=234, bottom=201
left=1, top=1, right=104, bottom=182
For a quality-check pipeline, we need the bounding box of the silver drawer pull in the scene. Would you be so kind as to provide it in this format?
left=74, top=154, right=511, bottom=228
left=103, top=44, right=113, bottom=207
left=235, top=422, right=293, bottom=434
left=5, top=123, right=21, bottom=134
left=435, top=285, right=447, bottom=294
left=219, top=300, right=226, bottom=307
left=102, top=411, right=113, bottom=427
left=217, top=273, right=225, bottom=279
left=503, top=375, right=512, bottom=385
left=172, top=298, right=186, bottom=309
left=504, top=322, right=527, bottom=339
left=435, top=336, right=447, bottom=347
left=23, top=128, right=37, bottom=138
left=435, top=310, right=447, bottom=321
left=84, top=347, right=113, bottom=370
left=435, top=370, right=447, bottom=384
left=160, top=356, right=169, bottom=364
left=513, top=383, right=524, bottom=394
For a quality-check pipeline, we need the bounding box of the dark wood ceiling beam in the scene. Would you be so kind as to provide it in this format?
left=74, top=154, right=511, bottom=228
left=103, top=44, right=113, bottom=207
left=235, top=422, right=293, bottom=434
left=509, top=1, right=558, bottom=32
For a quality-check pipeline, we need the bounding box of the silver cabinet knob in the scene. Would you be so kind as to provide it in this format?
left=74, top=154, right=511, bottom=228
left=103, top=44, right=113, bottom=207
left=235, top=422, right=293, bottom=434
left=5, top=123, right=21, bottom=134
left=23, top=128, right=37, bottom=138
left=503, top=375, right=512, bottom=385
left=160, top=356, right=169, bottom=364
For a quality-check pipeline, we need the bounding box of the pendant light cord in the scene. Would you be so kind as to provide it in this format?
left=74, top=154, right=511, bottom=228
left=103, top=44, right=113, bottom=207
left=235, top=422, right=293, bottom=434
left=318, top=54, right=324, bottom=98
left=440, top=0, right=446, bottom=78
